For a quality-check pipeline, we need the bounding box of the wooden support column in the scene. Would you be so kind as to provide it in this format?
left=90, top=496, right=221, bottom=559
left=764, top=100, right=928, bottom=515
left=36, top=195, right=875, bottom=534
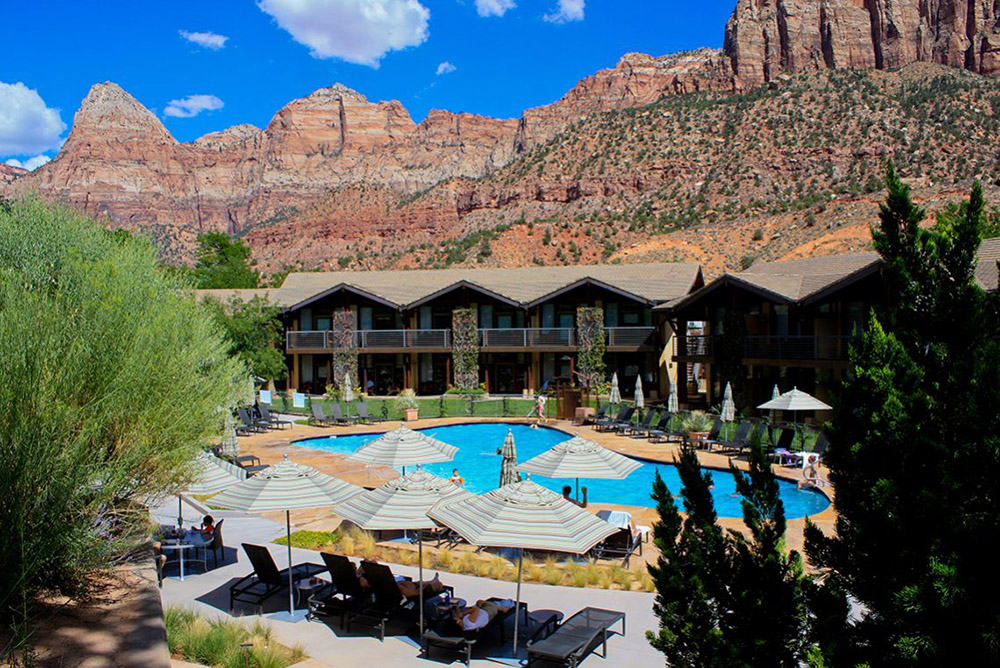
left=445, top=356, right=452, bottom=389
left=291, top=354, right=300, bottom=391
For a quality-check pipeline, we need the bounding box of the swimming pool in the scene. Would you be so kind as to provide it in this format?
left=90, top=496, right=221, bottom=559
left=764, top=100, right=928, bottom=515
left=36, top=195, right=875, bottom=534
left=293, top=423, right=830, bottom=519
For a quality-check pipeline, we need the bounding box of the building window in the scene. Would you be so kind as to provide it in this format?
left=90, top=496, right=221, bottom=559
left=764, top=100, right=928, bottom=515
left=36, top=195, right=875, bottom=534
left=605, top=302, right=619, bottom=326
left=775, top=305, right=789, bottom=336
left=359, top=307, right=373, bottom=331
left=541, top=303, right=555, bottom=328
left=479, top=304, right=493, bottom=329
left=419, top=306, right=432, bottom=330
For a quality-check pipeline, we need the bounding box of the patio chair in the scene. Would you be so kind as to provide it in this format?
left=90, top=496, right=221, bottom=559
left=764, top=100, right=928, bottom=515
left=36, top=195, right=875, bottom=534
left=201, top=519, right=225, bottom=569
left=232, top=454, right=268, bottom=474
left=593, top=405, right=629, bottom=431
left=621, top=409, right=658, bottom=437
left=421, top=597, right=526, bottom=666
left=238, top=407, right=268, bottom=433
left=308, top=553, right=371, bottom=626
left=591, top=527, right=642, bottom=566
left=229, top=543, right=326, bottom=614
left=259, top=405, right=292, bottom=430
left=328, top=403, right=356, bottom=425
left=696, top=418, right=724, bottom=449
left=771, top=428, right=797, bottom=465
left=309, top=403, right=336, bottom=426
left=647, top=413, right=680, bottom=443
left=718, top=422, right=753, bottom=454
left=597, top=406, right=634, bottom=433
left=355, top=402, right=374, bottom=424
left=345, top=561, right=407, bottom=640
left=525, top=607, right=626, bottom=668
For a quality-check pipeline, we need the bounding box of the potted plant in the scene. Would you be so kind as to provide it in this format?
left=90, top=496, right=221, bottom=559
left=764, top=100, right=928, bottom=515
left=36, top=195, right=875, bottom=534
left=395, top=388, right=419, bottom=421
left=681, top=410, right=714, bottom=445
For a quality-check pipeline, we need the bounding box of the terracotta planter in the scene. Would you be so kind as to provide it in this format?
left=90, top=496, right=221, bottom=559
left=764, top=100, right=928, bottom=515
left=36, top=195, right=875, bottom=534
left=404, top=408, right=419, bottom=421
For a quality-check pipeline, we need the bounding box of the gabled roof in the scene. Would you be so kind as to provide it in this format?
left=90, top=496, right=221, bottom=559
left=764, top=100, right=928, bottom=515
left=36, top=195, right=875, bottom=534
left=271, top=262, right=702, bottom=311
left=975, top=238, right=1000, bottom=292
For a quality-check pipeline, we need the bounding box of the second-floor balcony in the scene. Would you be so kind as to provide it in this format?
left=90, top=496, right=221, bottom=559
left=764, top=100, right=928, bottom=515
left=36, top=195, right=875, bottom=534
left=480, top=328, right=575, bottom=348
left=286, top=329, right=451, bottom=351
left=674, top=334, right=856, bottom=362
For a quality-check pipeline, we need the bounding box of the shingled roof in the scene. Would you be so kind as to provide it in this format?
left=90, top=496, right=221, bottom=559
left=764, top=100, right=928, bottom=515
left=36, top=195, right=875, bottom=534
left=201, top=262, right=703, bottom=311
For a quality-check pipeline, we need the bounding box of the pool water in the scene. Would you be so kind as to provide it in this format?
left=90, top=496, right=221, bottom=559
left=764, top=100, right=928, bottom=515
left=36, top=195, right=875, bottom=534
left=293, top=423, right=830, bottom=519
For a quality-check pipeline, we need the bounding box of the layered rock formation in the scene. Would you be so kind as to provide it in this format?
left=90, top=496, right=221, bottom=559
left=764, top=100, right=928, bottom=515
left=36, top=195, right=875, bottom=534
left=0, top=163, right=26, bottom=184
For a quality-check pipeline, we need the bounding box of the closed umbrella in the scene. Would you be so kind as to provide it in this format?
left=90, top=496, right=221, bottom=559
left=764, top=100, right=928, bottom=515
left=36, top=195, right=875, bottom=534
left=429, top=479, right=617, bottom=655
left=667, top=377, right=679, bottom=413
left=720, top=381, right=736, bottom=422
left=347, top=424, right=457, bottom=474
left=634, top=375, right=644, bottom=410
left=499, top=428, right=522, bottom=488
left=335, top=468, right=473, bottom=634
left=517, top=434, right=640, bottom=502
left=177, top=451, right=246, bottom=526
left=609, top=372, right=621, bottom=405
left=211, top=454, right=362, bottom=616
left=343, top=372, right=355, bottom=403
left=219, top=412, right=239, bottom=459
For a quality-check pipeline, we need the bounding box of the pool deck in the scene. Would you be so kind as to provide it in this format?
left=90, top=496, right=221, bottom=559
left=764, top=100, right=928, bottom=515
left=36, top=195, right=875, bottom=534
left=230, top=415, right=835, bottom=566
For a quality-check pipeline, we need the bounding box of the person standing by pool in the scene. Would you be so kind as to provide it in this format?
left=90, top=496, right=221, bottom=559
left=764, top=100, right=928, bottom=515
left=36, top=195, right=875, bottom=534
left=528, top=393, right=547, bottom=427
left=449, top=468, right=465, bottom=487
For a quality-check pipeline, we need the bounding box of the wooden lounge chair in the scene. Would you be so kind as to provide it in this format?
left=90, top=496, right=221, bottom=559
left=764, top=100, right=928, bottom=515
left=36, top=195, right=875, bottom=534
left=525, top=607, right=626, bottom=668
left=308, top=553, right=371, bottom=626
left=259, top=405, right=292, bottom=430
left=421, top=598, right=526, bottom=666
left=229, top=543, right=325, bottom=614
left=309, top=403, right=336, bottom=426
left=591, top=527, right=642, bottom=566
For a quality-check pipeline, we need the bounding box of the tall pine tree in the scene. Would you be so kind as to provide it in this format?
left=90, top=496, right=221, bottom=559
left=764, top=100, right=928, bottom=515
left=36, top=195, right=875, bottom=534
left=805, top=164, right=1000, bottom=665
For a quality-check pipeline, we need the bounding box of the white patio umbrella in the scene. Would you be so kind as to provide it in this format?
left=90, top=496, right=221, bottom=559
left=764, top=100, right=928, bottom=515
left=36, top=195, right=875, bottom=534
left=343, top=371, right=355, bottom=403
left=177, top=451, right=246, bottom=526
left=720, top=381, right=736, bottom=422
left=347, top=424, right=457, bottom=474
left=429, top=479, right=617, bottom=655
left=757, top=386, right=832, bottom=440
left=499, top=428, right=522, bottom=488
left=667, top=377, right=679, bottom=413
left=334, top=468, right=473, bottom=634
left=609, top=372, right=621, bottom=404
left=517, top=434, right=640, bottom=502
left=211, top=454, right=363, bottom=616
left=634, top=375, right=644, bottom=409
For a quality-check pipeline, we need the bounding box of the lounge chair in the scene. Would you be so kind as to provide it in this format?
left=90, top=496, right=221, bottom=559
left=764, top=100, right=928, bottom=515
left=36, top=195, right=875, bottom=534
left=309, top=403, right=336, bottom=426
left=591, top=527, right=642, bottom=566
left=597, top=406, right=634, bottom=433
left=259, top=405, right=292, bottom=430
left=329, top=403, right=356, bottom=425
left=421, top=598, right=526, bottom=666
left=593, top=405, right=629, bottom=431
left=718, top=422, right=753, bottom=454
left=308, top=553, right=371, bottom=626
left=525, top=607, right=626, bottom=668
left=697, top=418, right=724, bottom=449
left=229, top=543, right=326, bottom=614
left=771, top=428, right=797, bottom=465
left=355, top=402, right=374, bottom=424
left=232, top=454, right=268, bottom=474
left=573, top=403, right=607, bottom=426
left=621, top=409, right=657, bottom=437
left=647, top=413, right=681, bottom=443
left=790, top=432, right=828, bottom=467
left=238, top=407, right=268, bottom=433
left=345, top=561, right=407, bottom=640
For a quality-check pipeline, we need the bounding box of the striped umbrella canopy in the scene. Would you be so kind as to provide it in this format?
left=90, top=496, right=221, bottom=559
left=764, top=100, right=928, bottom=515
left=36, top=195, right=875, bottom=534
left=757, top=387, right=832, bottom=412
left=634, top=375, right=644, bottom=409
left=342, top=372, right=355, bottom=403
left=516, top=435, right=640, bottom=502
left=609, top=372, right=621, bottom=404
left=499, top=428, right=522, bottom=488
left=335, top=468, right=473, bottom=633
left=720, top=381, right=736, bottom=422
left=667, top=377, right=679, bottom=413
left=429, top=478, right=618, bottom=653
left=347, top=424, right=457, bottom=470
left=176, top=451, right=246, bottom=526
left=211, top=454, right=363, bottom=616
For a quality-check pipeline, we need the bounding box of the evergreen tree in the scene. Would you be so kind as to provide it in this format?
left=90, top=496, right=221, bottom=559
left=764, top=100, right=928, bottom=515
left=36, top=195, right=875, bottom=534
left=203, top=295, right=287, bottom=381
left=805, top=165, right=1000, bottom=665
left=193, top=232, right=259, bottom=289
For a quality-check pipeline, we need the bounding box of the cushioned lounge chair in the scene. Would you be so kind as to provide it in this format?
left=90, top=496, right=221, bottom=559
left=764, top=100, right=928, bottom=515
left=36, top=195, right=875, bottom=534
left=229, top=543, right=326, bottom=614
left=525, top=607, right=626, bottom=668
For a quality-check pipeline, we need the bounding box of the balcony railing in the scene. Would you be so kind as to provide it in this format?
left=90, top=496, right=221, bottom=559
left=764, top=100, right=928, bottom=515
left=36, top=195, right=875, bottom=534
left=743, top=335, right=854, bottom=361
left=480, top=328, right=575, bottom=348
left=286, top=329, right=451, bottom=351
left=676, top=334, right=715, bottom=357
left=605, top=326, right=656, bottom=348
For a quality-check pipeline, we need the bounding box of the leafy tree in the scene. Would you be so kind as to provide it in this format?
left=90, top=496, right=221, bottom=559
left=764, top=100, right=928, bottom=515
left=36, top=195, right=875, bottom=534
left=204, top=296, right=287, bottom=381
left=192, top=232, right=259, bottom=289
left=0, top=198, right=246, bottom=650
left=804, top=165, right=1000, bottom=665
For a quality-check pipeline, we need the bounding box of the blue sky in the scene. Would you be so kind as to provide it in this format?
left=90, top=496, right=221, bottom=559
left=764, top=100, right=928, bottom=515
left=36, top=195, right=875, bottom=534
left=1, top=1, right=734, bottom=169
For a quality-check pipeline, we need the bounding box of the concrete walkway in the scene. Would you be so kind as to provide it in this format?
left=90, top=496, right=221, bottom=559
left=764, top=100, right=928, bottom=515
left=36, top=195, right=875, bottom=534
left=153, top=500, right=660, bottom=668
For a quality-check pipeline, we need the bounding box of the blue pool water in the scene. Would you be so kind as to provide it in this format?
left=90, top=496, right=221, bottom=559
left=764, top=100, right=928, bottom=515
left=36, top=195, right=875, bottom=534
left=293, top=423, right=830, bottom=519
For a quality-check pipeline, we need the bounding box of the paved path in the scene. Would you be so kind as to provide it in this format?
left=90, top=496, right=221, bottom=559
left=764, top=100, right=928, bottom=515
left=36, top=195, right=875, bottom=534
left=153, top=499, right=660, bottom=668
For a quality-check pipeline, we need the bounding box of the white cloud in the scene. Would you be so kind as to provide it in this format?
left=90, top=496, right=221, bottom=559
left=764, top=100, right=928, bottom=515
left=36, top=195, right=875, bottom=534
left=163, top=94, right=224, bottom=118
left=436, top=61, right=457, bottom=76
left=5, top=154, right=51, bottom=171
left=258, top=0, right=430, bottom=67
left=0, top=81, right=66, bottom=156
left=544, top=0, right=584, bottom=23
left=475, top=0, right=516, bottom=17
left=179, top=30, right=230, bottom=50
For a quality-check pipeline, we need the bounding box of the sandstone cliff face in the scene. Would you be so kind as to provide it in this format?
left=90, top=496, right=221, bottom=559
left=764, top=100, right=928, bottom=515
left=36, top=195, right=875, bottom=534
left=724, top=0, right=1000, bottom=87
left=0, top=163, right=26, bottom=184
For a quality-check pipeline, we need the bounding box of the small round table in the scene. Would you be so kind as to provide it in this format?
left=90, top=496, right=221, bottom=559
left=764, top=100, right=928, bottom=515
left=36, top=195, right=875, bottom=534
left=426, top=597, right=467, bottom=627
left=295, top=578, right=326, bottom=608
left=527, top=609, right=564, bottom=641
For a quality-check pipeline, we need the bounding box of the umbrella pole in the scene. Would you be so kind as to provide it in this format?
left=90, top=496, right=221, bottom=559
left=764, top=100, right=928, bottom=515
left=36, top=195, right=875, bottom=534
left=418, top=534, right=424, bottom=636
left=575, top=477, right=580, bottom=503
left=513, top=549, right=523, bottom=655
left=177, top=495, right=184, bottom=528
left=287, top=509, right=294, bottom=616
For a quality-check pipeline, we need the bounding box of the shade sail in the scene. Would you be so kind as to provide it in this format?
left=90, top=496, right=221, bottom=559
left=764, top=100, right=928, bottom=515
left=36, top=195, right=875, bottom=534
left=516, top=435, right=641, bottom=481
left=335, top=468, right=472, bottom=531
left=720, top=381, right=736, bottom=422
left=347, top=424, right=457, bottom=468
left=185, top=451, right=246, bottom=496
left=499, top=428, right=522, bottom=488
left=210, top=454, right=362, bottom=513
left=429, top=478, right=617, bottom=554
left=757, top=387, right=832, bottom=412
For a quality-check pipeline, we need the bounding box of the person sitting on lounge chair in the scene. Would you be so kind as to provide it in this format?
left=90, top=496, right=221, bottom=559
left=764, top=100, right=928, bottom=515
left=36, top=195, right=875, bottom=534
left=397, top=572, right=445, bottom=598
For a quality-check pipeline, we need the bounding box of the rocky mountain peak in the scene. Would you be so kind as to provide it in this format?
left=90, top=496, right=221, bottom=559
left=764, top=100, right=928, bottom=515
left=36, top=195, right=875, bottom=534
left=71, top=82, right=174, bottom=141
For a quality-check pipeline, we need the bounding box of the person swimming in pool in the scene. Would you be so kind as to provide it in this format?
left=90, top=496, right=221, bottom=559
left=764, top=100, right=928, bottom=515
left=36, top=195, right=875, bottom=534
left=448, top=468, right=465, bottom=487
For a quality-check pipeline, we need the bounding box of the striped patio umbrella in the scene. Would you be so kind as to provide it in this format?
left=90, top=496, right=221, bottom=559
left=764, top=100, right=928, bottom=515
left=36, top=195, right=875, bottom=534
left=177, top=451, right=246, bottom=526
left=634, top=375, right=644, bottom=409
left=609, top=372, right=621, bottom=404
left=429, top=479, right=617, bottom=653
left=720, top=381, right=736, bottom=422
left=335, top=468, right=473, bottom=633
left=342, top=371, right=355, bottom=403
left=758, top=386, right=832, bottom=442
left=347, top=424, right=457, bottom=472
left=499, top=428, right=522, bottom=488
left=516, top=434, right=640, bottom=502
left=667, top=377, right=679, bottom=413
left=211, top=454, right=363, bottom=616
